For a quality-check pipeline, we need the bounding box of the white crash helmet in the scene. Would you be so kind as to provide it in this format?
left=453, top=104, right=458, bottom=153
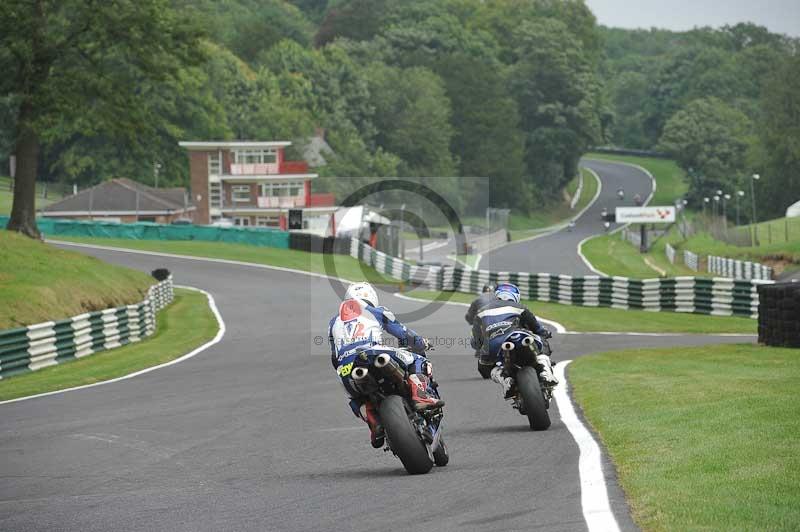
left=345, top=282, right=379, bottom=307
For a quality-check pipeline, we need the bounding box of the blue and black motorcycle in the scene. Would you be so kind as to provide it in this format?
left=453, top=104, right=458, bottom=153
left=499, top=330, right=553, bottom=431
left=345, top=348, right=448, bottom=475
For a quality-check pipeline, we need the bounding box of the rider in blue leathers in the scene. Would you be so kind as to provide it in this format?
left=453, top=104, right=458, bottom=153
left=471, top=283, right=558, bottom=396
left=329, top=282, right=444, bottom=448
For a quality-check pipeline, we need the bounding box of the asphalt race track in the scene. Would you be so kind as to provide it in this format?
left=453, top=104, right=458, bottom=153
left=0, top=235, right=754, bottom=532
left=480, top=159, right=655, bottom=275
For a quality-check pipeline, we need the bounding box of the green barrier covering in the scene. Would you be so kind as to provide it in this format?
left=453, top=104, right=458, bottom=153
left=0, top=216, right=289, bottom=249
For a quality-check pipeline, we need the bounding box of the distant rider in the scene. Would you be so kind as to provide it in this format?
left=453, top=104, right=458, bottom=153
left=471, top=283, right=558, bottom=396
left=329, top=282, right=444, bottom=448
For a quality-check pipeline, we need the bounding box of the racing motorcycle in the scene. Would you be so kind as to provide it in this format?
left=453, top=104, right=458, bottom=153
left=344, top=347, right=448, bottom=475
left=498, top=330, right=554, bottom=431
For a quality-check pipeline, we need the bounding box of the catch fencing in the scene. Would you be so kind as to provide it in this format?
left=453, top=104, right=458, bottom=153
left=707, top=255, right=773, bottom=281
left=0, top=277, right=174, bottom=380
left=0, top=216, right=289, bottom=249
left=683, top=250, right=700, bottom=271
left=351, top=240, right=767, bottom=318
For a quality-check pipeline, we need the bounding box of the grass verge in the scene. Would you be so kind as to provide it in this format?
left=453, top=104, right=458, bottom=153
left=681, top=232, right=800, bottom=265
left=0, top=288, right=218, bottom=401
left=569, top=344, right=800, bottom=531
left=406, top=291, right=755, bottom=334
left=0, top=176, right=61, bottom=215
left=582, top=230, right=702, bottom=279
left=0, top=230, right=154, bottom=328
left=49, top=236, right=399, bottom=285
left=584, top=153, right=687, bottom=206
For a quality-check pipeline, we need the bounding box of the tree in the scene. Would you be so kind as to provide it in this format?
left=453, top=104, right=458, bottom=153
left=658, top=97, right=752, bottom=202
left=1, top=0, right=205, bottom=237
left=366, top=64, right=456, bottom=177
left=752, top=54, right=800, bottom=219
left=510, top=18, right=603, bottom=198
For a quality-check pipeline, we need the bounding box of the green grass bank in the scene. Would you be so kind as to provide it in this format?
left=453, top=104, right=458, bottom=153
left=0, top=288, right=218, bottom=400
left=570, top=344, right=800, bottom=531
left=0, top=230, right=154, bottom=329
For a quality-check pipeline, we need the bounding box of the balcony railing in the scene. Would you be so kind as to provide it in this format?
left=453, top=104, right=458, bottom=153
left=230, top=163, right=279, bottom=175
left=256, top=196, right=305, bottom=208
left=227, top=160, right=310, bottom=176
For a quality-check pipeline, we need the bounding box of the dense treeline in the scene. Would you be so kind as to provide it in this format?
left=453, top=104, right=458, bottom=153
left=3, top=1, right=798, bottom=238
left=600, top=24, right=800, bottom=219
left=2, top=0, right=607, bottom=236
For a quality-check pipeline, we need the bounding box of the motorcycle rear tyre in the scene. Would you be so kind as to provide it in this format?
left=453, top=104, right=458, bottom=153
left=516, top=367, right=551, bottom=431
left=380, top=395, right=434, bottom=474
left=433, top=437, right=449, bottom=467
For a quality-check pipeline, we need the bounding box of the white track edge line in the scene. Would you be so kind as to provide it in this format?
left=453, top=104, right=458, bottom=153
left=578, top=160, right=656, bottom=276
left=554, top=360, right=622, bottom=532
left=393, top=292, right=567, bottom=333
left=476, top=165, right=604, bottom=265
left=47, top=240, right=360, bottom=283
left=0, top=286, right=226, bottom=406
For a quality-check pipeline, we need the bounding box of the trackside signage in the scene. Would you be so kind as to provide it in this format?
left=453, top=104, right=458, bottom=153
left=616, top=206, right=676, bottom=223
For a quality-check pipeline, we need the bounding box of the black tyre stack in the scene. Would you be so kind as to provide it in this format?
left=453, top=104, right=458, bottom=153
left=758, top=282, right=800, bottom=347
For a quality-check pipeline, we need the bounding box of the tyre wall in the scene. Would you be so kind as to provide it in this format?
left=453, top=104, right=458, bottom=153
left=758, top=283, right=800, bottom=347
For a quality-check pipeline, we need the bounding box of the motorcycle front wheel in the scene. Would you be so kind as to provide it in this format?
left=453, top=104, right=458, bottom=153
left=380, top=395, right=434, bottom=474
left=433, top=437, right=449, bottom=467
left=516, top=367, right=551, bottom=431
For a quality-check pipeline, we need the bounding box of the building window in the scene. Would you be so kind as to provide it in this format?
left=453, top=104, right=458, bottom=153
left=256, top=215, right=280, bottom=227
left=259, top=181, right=304, bottom=198
left=234, top=149, right=277, bottom=165
left=232, top=185, right=251, bottom=203
left=208, top=152, right=221, bottom=176
left=209, top=181, right=222, bottom=208
left=234, top=217, right=251, bottom=226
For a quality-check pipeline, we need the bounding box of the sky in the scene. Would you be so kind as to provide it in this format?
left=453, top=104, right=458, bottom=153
left=585, top=0, right=800, bottom=37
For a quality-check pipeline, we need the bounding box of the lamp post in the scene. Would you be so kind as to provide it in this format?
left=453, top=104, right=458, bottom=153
left=723, top=193, right=731, bottom=233
left=736, top=190, right=744, bottom=226
left=713, top=195, right=720, bottom=218
left=750, top=174, right=760, bottom=246
left=703, top=197, right=710, bottom=217
left=154, top=162, right=162, bottom=188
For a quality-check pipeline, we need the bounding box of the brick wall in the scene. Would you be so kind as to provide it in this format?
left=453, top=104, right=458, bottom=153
left=189, top=151, right=210, bottom=224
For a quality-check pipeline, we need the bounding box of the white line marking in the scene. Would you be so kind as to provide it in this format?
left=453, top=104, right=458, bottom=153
left=48, top=240, right=360, bottom=282
left=554, top=360, right=622, bottom=532
left=0, top=286, right=226, bottom=406
left=577, top=160, right=656, bottom=276
left=49, top=240, right=753, bottom=338
left=393, top=292, right=568, bottom=334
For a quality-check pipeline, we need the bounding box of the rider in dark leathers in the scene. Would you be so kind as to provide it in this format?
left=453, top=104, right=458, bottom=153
left=471, top=283, right=557, bottom=396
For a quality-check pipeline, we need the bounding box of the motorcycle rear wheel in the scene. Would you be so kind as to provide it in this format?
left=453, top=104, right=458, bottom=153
left=380, top=395, right=434, bottom=474
left=516, top=367, right=551, bottom=431
left=433, top=437, right=449, bottom=467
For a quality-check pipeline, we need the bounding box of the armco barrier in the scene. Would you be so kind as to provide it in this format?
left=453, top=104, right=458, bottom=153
left=0, top=277, right=174, bottom=380
left=708, top=254, right=772, bottom=281
left=351, top=239, right=768, bottom=318
left=0, top=216, right=289, bottom=249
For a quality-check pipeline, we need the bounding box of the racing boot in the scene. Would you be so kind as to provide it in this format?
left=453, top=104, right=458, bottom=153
left=362, top=402, right=385, bottom=448
left=407, top=374, right=445, bottom=411
left=536, top=354, right=559, bottom=387
left=490, top=366, right=515, bottom=399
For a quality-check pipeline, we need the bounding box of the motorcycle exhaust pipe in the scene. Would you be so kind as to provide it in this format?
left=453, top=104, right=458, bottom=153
left=521, top=335, right=534, bottom=347
left=374, top=353, right=406, bottom=384
left=501, top=341, right=515, bottom=352
left=351, top=366, right=370, bottom=381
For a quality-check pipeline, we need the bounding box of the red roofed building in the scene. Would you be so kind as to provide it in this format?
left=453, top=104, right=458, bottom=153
left=179, top=140, right=336, bottom=229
